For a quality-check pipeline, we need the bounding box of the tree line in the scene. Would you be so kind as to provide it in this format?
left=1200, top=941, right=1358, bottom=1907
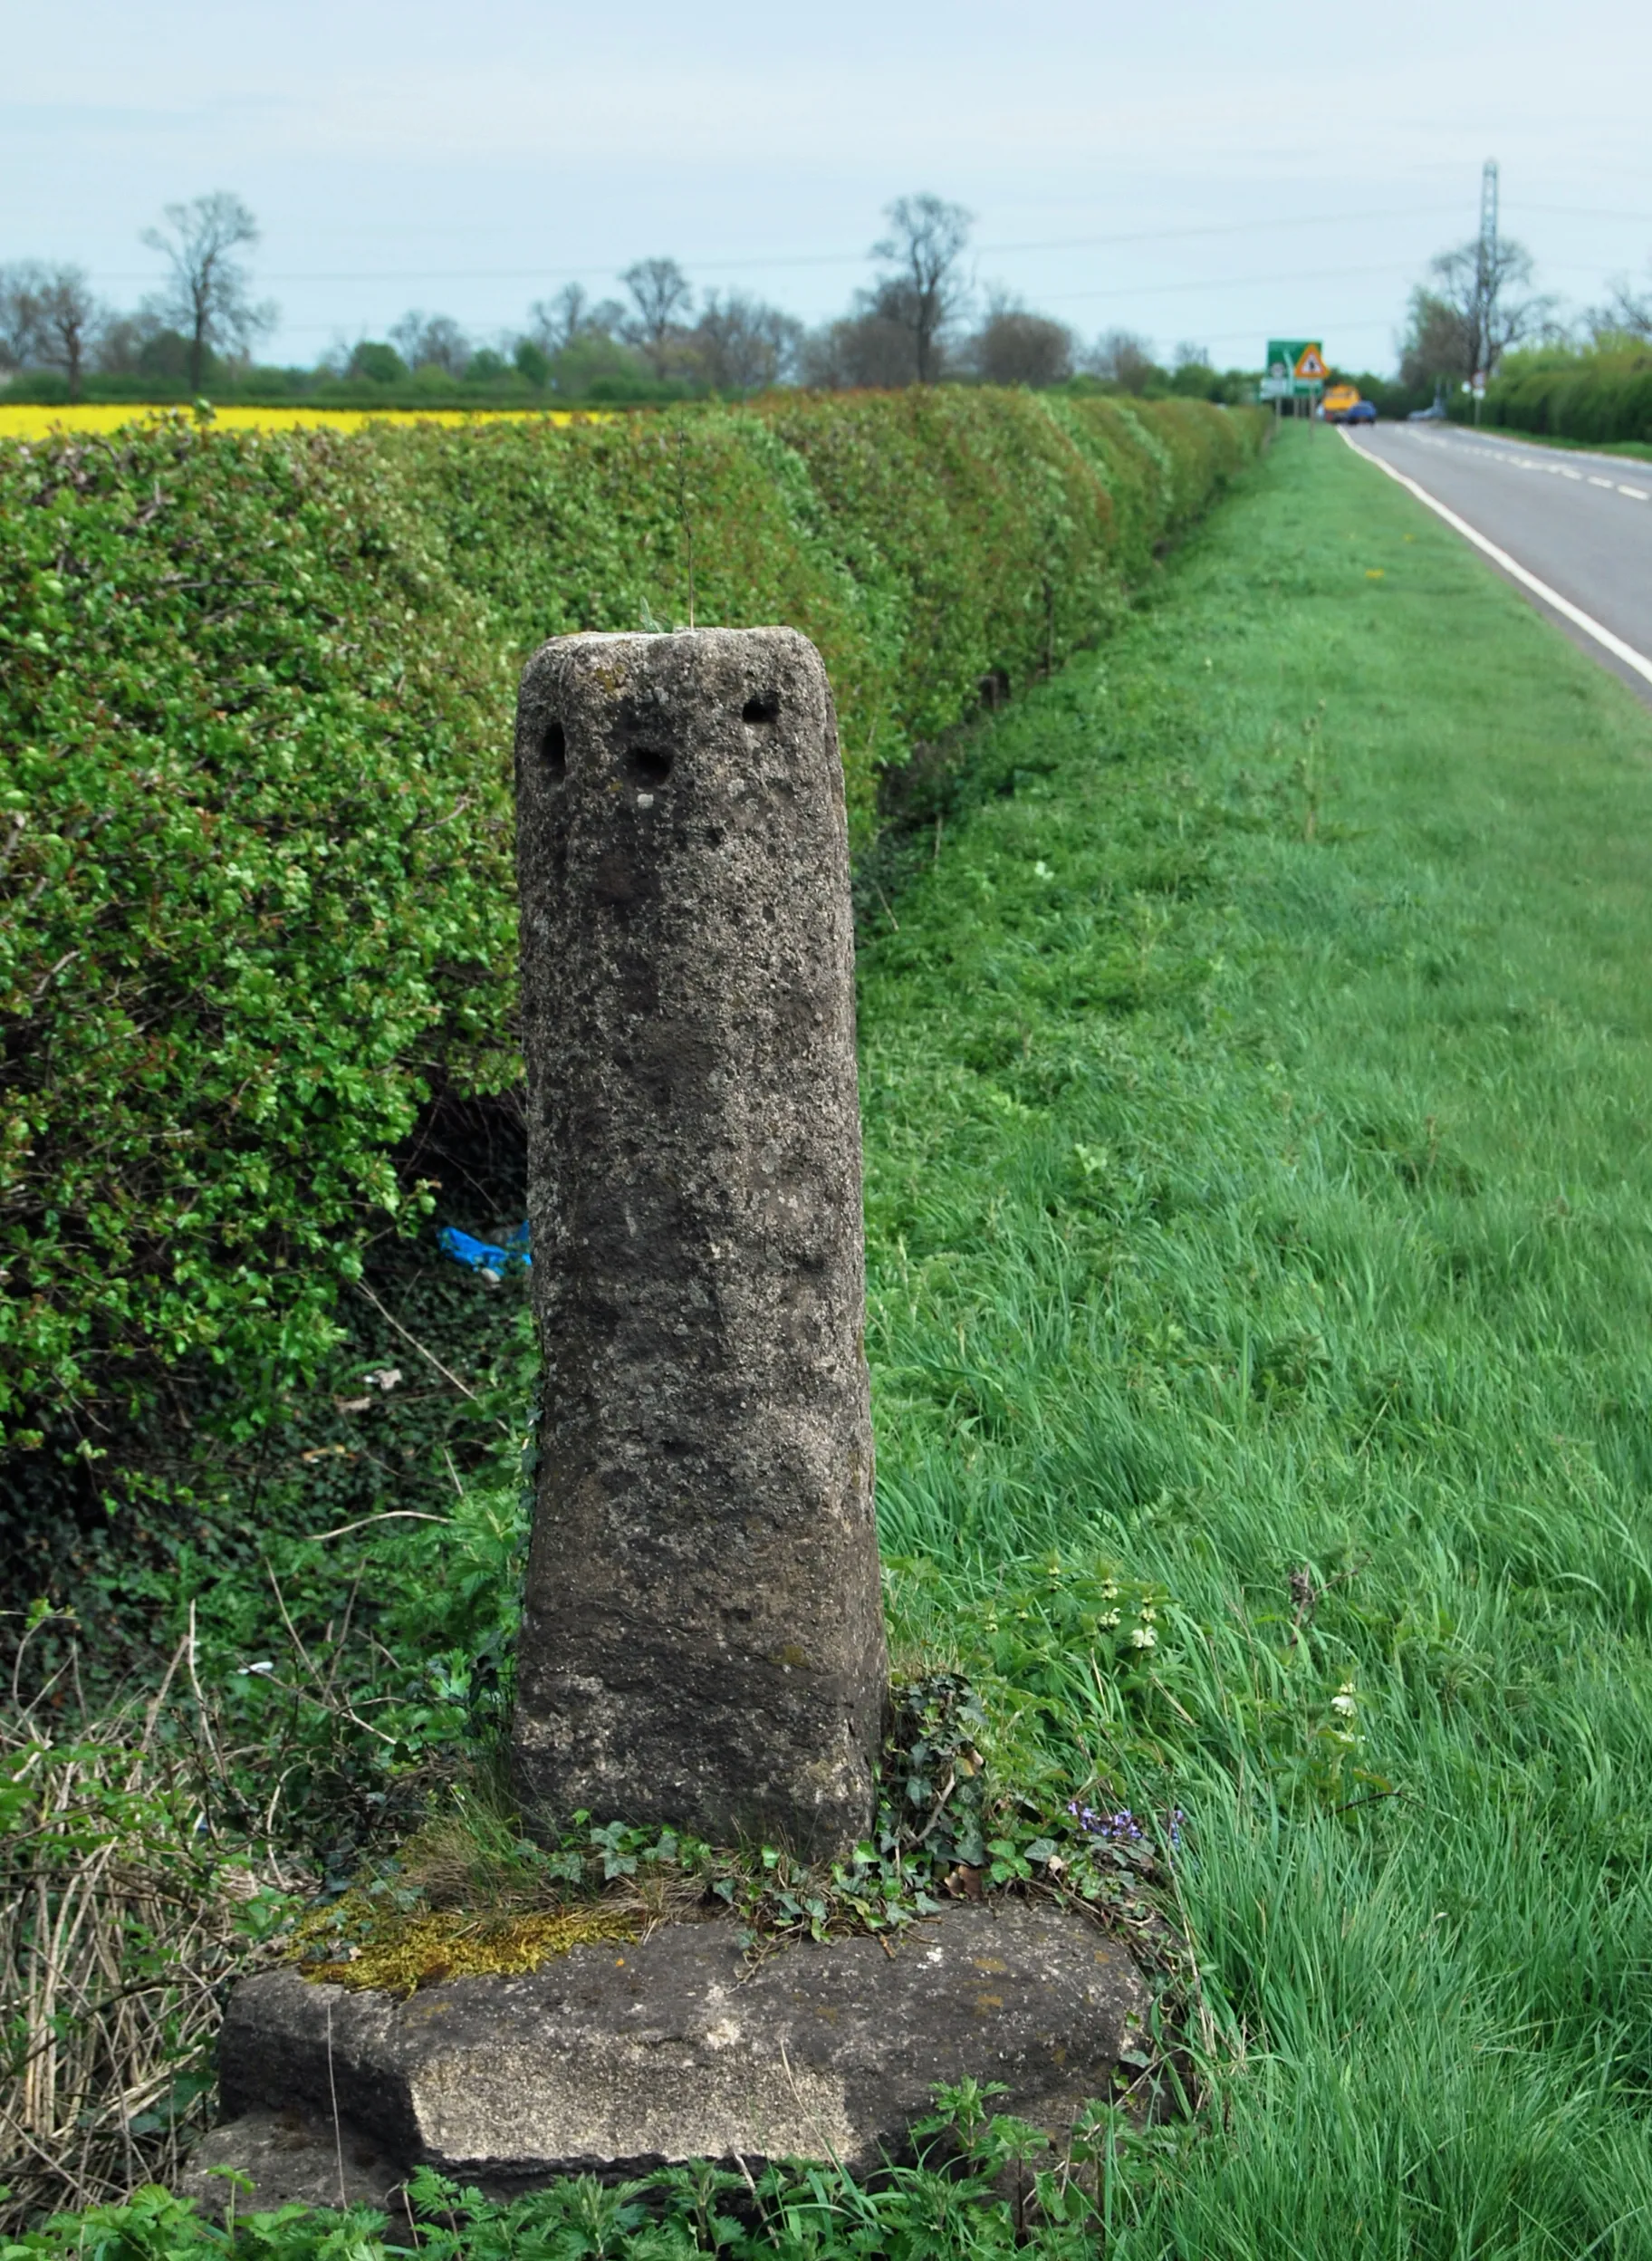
left=1396, top=220, right=1651, bottom=405
left=0, top=191, right=1248, bottom=407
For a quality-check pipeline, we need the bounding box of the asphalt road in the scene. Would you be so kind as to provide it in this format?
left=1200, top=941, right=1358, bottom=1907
left=1346, top=421, right=1652, bottom=703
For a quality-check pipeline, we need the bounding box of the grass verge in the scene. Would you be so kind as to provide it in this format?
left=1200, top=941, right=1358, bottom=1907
left=861, top=422, right=1652, bottom=2250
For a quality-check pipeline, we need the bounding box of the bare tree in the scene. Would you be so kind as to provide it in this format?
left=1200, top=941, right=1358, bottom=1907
left=965, top=292, right=1072, bottom=387
left=0, top=264, right=104, bottom=396
left=1397, top=288, right=1474, bottom=394
left=140, top=192, right=276, bottom=391
left=689, top=292, right=802, bottom=391
left=526, top=282, right=626, bottom=353
left=620, top=258, right=694, bottom=374
left=1420, top=234, right=1554, bottom=383
left=798, top=309, right=918, bottom=390
left=94, top=312, right=162, bottom=376
left=389, top=311, right=471, bottom=376
left=0, top=266, right=44, bottom=371
left=1084, top=329, right=1162, bottom=394
left=32, top=267, right=103, bottom=399
left=1590, top=270, right=1652, bottom=342
left=870, top=194, right=973, bottom=383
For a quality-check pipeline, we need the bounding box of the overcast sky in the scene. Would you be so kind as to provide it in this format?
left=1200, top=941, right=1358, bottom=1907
left=5, top=0, right=1651, bottom=374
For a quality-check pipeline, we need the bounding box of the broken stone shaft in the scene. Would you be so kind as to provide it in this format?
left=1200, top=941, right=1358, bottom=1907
left=511, top=629, right=887, bottom=1859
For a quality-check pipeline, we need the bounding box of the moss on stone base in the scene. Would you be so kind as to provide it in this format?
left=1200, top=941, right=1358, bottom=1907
left=292, top=1894, right=644, bottom=1997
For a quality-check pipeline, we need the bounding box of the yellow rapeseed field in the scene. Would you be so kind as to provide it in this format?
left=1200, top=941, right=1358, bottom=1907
left=0, top=402, right=603, bottom=443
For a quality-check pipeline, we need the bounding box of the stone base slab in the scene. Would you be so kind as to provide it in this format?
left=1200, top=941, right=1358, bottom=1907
left=188, top=1902, right=1147, bottom=2208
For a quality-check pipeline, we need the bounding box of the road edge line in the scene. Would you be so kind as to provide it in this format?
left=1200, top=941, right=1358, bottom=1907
left=1339, top=428, right=1652, bottom=690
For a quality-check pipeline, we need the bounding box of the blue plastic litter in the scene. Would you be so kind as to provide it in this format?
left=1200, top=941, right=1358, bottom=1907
left=439, top=1223, right=532, bottom=1273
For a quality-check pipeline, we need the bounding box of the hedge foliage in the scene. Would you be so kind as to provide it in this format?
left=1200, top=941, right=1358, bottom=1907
left=0, top=390, right=1259, bottom=1473
left=1477, top=344, right=1652, bottom=445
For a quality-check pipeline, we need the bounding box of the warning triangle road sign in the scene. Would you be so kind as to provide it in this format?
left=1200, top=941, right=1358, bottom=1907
left=1293, top=345, right=1327, bottom=380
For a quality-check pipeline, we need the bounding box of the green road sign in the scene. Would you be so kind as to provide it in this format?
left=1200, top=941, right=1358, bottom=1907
left=1261, top=340, right=1326, bottom=400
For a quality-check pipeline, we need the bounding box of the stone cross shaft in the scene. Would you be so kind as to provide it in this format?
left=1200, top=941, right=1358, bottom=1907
left=511, top=629, right=888, bottom=1859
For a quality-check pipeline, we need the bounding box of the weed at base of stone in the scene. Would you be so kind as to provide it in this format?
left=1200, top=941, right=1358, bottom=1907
left=5, top=2078, right=1190, bottom=2260
left=288, top=1671, right=1190, bottom=1994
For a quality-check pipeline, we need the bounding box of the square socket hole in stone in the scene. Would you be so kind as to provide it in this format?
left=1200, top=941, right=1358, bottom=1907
left=627, top=745, right=674, bottom=785
left=742, top=693, right=779, bottom=726
left=541, top=719, right=568, bottom=778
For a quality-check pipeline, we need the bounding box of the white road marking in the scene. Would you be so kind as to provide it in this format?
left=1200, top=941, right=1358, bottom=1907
left=1344, top=431, right=1652, bottom=690
left=1455, top=433, right=1652, bottom=496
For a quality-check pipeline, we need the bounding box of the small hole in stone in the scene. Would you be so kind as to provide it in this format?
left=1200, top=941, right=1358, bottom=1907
left=628, top=745, right=673, bottom=785
left=542, top=720, right=568, bottom=778
left=743, top=692, right=779, bottom=726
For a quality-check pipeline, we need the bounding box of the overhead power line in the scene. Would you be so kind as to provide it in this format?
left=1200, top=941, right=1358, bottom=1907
left=67, top=197, right=1652, bottom=296
left=1042, top=258, right=1422, bottom=306
left=989, top=251, right=1609, bottom=311
left=1519, top=202, right=1652, bottom=225
left=89, top=201, right=1473, bottom=290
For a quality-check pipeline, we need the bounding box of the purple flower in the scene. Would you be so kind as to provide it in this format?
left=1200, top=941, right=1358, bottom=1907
left=1068, top=1801, right=1145, bottom=1843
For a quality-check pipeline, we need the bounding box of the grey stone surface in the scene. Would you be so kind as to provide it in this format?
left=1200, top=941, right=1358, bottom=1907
left=213, top=1904, right=1148, bottom=2194
left=512, top=629, right=887, bottom=1860
left=183, top=2108, right=399, bottom=2217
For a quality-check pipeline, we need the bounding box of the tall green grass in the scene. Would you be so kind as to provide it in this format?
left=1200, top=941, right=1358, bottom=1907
left=860, top=426, right=1652, bottom=2254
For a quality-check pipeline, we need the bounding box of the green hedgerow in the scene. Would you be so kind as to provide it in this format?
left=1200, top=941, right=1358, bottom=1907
left=0, top=394, right=1259, bottom=1486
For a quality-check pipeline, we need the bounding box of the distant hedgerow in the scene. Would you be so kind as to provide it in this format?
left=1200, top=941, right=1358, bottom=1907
left=1477, top=343, right=1652, bottom=445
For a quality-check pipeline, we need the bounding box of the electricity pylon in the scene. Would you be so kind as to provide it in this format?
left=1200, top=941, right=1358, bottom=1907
left=1473, top=159, right=1500, bottom=419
